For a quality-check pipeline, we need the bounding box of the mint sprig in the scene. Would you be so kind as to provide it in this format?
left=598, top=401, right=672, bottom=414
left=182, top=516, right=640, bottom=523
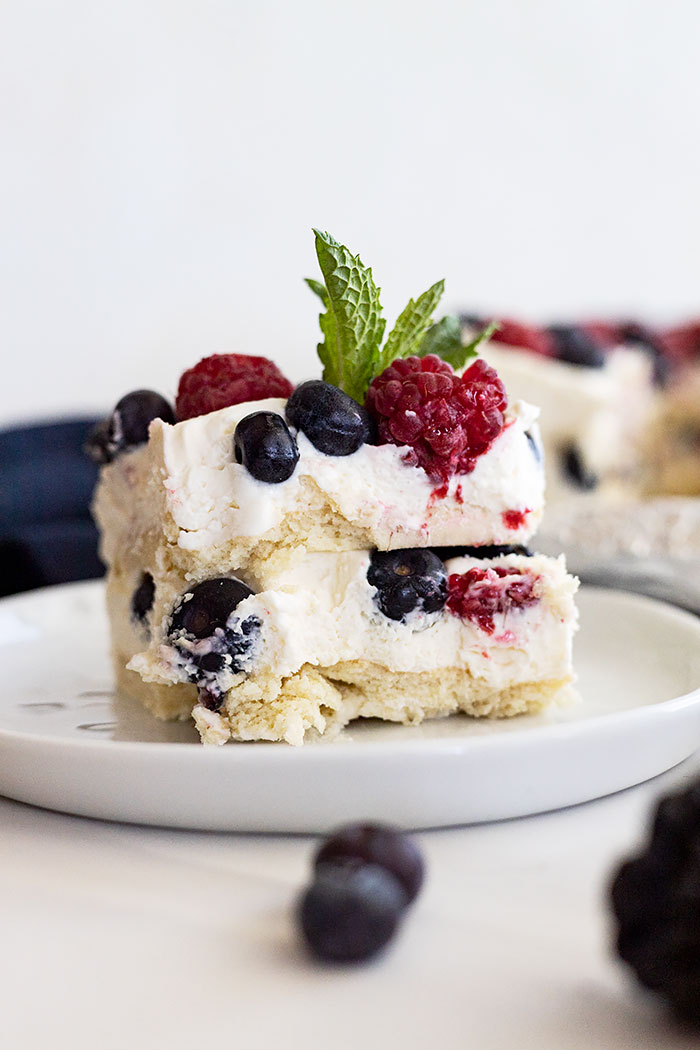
left=307, top=231, right=496, bottom=400
left=310, top=230, right=385, bottom=403
left=377, top=279, right=445, bottom=372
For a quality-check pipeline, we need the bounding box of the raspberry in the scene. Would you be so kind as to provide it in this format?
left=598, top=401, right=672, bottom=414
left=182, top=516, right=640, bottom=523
left=446, top=566, right=538, bottom=634
left=490, top=320, right=554, bottom=357
left=366, top=355, right=507, bottom=482
left=176, top=354, right=294, bottom=420
left=656, top=322, right=700, bottom=366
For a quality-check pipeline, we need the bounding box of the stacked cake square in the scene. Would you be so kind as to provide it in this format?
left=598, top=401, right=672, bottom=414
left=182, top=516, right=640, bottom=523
left=91, top=233, right=579, bottom=744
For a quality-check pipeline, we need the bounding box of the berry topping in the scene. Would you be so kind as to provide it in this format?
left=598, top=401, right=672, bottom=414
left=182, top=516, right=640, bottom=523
left=561, top=442, right=598, bottom=490
left=298, top=861, right=408, bottom=963
left=367, top=548, right=447, bottom=623
left=489, top=320, right=555, bottom=357
left=167, top=578, right=260, bottom=705
left=85, top=390, right=175, bottom=463
left=233, top=412, right=299, bottom=483
left=285, top=380, right=374, bottom=456
left=131, top=572, right=155, bottom=624
left=610, top=777, right=700, bottom=1026
left=548, top=325, right=605, bottom=368
left=314, top=823, right=425, bottom=904
left=366, top=355, right=507, bottom=482
left=176, top=353, right=293, bottom=421
left=446, top=566, right=538, bottom=634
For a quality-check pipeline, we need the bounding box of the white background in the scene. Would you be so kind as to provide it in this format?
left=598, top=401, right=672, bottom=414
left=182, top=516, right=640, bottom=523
left=2, top=0, right=700, bottom=424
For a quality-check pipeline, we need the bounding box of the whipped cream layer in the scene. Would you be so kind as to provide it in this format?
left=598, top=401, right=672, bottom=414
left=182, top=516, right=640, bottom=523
left=95, top=395, right=546, bottom=574
left=128, top=550, right=577, bottom=709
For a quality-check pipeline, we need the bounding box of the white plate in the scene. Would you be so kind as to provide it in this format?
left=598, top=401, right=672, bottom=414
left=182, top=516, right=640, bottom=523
left=1, top=581, right=699, bottom=832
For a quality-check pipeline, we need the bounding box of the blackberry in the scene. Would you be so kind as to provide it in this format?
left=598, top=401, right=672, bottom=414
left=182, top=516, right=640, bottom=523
left=298, top=862, right=408, bottom=963
left=167, top=578, right=260, bottom=706
left=286, top=380, right=374, bottom=456
left=561, top=442, right=598, bottom=490
left=233, top=411, right=299, bottom=483
left=314, top=822, right=425, bottom=903
left=610, top=777, right=700, bottom=1026
left=549, top=325, right=605, bottom=368
left=131, top=572, right=155, bottom=624
left=367, top=549, right=447, bottom=622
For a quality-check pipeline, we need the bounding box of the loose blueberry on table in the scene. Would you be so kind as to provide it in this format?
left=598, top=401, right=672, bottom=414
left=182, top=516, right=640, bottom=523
left=298, top=822, right=425, bottom=963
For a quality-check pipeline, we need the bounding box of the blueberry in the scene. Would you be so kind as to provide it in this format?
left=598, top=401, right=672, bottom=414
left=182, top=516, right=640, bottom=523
left=233, top=411, right=299, bottom=483
left=167, top=578, right=260, bottom=702
left=549, top=325, right=605, bottom=368
left=618, top=323, right=670, bottom=387
left=314, top=822, right=425, bottom=904
left=525, top=429, right=543, bottom=463
left=434, top=544, right=532, bottom=561
left=367, top=549, right=447, bottom=622
left=561, top=442, right=598, bottom=490
left=84, top=419, right=112, bottom=464
left=286, top=380, right=374, bottom=456
left=87, top=390, right=175, bottom=463
left=131, top=572, right=155, bottom=624
left=298, top=862, right=408, bottom=963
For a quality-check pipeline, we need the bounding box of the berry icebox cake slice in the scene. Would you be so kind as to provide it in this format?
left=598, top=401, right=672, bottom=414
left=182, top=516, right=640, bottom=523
left=89, top=230, right=579, bottom=745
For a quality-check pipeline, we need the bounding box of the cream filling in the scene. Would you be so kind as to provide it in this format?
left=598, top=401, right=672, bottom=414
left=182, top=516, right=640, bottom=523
left=149, top=396, right=545, bottom=551
left=128, top=552, right=578, bottom=693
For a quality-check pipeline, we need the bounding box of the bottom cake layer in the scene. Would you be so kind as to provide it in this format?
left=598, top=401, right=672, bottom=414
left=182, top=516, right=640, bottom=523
left=114, top=655, right=574, bottom=746
left=109, top=549, right=579, bottom=745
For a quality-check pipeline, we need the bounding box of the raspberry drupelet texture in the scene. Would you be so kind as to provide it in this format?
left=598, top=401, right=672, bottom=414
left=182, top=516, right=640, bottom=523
left=365, top=355, right=508, bottom=482
left=176, top=353, right=294, bottom=420
left=446, top=566, right=538, bottom=634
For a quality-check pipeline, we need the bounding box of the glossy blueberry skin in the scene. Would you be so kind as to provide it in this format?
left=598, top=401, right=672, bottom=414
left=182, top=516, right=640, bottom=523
left=367, top=548, right=447, bottom=622
left=314, top=822, right=425, bottom=904
left=549, top=325, right=606, bottom=368
left=233, top=411, right=299, bottom=483
left=286, top=381, right=374, bottom=456
left=298, top=861, right=408, bottom=963
left=86, top=390, right=175, bottom=463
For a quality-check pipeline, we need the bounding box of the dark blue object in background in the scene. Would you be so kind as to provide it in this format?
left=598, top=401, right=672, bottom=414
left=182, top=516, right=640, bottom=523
left=0, top=417, right=105, bottom=596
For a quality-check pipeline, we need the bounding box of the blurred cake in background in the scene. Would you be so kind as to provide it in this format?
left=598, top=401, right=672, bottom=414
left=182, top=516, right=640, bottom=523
left=460, top=315, right=700, bottom=502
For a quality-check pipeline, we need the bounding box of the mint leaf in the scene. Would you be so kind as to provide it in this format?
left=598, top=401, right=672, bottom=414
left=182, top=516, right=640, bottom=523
left=304, top=277, right=328, bottom=304
left=312, top=230, right=385, bottom=402
left=418, top=317, right=498, bottom=371
left=378, top=279, right=445, bottom=370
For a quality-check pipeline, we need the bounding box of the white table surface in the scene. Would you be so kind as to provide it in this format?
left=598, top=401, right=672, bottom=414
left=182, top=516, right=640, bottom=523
left=2, top=753, right=699, bottom=1050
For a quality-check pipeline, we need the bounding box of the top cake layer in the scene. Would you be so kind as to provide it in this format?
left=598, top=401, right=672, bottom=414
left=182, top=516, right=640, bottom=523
left=94, top=394, right=545, bottom=575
